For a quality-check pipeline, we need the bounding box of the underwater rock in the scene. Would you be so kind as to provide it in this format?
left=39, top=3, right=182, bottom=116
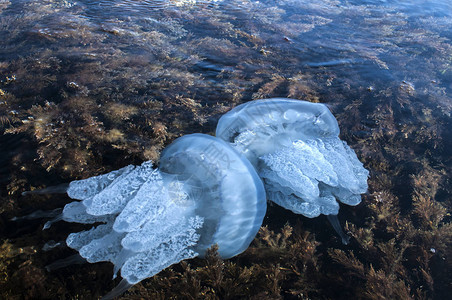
left=24, top=134, right=266, bottom=298
left=216, top=98, right=369, bottom=243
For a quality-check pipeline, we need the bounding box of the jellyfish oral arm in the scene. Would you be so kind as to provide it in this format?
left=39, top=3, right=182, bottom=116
left=62, top=164, right=204, bottom=286
left=259, top=137, right=368, bottom=217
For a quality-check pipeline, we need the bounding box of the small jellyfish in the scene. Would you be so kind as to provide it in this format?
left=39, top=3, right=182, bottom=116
left=216, top=98, right=369, bottom=244
left=23, top=134, right=266, bottom=299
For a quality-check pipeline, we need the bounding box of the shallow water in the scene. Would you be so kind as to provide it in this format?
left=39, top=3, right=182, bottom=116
left=0, top=0, right=451, bottom=299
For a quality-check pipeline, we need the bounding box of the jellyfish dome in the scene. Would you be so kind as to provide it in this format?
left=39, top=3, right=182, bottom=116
left=216, top=98, right=368, bottom=219
left=45, top=133, right=265, bottom=297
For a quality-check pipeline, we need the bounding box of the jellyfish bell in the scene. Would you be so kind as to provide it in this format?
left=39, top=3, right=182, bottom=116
left=216, top=98, right=340, bottom=166
left=159, top=133, right=266, bottom=259
left=216, top=98, right=369, bottom=244
left=22, top=133, right=266, bottom=299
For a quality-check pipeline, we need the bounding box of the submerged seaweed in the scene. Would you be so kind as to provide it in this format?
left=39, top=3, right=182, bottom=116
left=0, top=0, right=451, bottom=299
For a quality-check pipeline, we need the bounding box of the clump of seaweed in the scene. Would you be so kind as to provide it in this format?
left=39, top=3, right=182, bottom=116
left=0, top=240, right=49, bottom=299
left=328, top=162, right=451, bottom=299
left=327, top=85, right=451, bottom=299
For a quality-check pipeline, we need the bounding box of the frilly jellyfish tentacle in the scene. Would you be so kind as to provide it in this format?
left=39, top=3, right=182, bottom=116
left=216, top=98, right=369, bottom=244
left=23, top=133, right=266, bottom=298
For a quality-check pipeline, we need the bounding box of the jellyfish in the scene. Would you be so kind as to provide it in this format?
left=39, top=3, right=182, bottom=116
left=23, top=133, right=266, bottom=299
left=216, top=98, right=369, bottom=244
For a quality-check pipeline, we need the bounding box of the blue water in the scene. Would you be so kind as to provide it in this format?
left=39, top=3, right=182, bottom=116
left=1, top=1, right=451, bottom=94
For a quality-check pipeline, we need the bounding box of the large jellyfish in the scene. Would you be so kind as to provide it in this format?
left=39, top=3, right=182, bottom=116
left=216, top=98, right=369, bottom=244
left=23, top=134, right=266, bottom=299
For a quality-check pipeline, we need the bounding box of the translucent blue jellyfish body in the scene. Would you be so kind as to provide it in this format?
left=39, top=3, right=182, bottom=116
left=216, top=98, right=368, bottom=222
left=53, top=134, right=266, bottom=297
